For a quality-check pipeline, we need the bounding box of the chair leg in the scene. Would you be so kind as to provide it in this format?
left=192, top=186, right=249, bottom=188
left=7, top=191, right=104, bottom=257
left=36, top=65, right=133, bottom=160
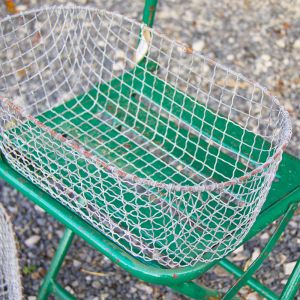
left=38, top=227, right=75, bottom=300
left=222, top=203, right=298, bottom=300
left=219, top=259, right=278, bottom=300
left=169, top=281, right=222, bottom=300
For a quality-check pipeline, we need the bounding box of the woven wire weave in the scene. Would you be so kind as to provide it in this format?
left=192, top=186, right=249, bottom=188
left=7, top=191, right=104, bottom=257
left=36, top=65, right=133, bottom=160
left=0, top=6, right=291, bottom=268
left=0, top=203, right=22, bottom=300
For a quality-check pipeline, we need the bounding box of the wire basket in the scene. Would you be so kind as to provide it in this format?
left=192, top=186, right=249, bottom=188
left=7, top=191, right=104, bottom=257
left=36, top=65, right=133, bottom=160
left=0, top=203, right=22, bottom=300
left=0, top=7, right=291, bottom=268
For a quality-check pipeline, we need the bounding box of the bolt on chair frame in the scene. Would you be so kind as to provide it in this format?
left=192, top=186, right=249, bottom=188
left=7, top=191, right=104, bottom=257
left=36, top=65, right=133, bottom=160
left=0, top=0, right=300, bottom=299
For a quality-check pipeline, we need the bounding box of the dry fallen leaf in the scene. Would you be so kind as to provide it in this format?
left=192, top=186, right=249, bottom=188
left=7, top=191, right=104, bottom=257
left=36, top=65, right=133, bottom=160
left=216, top=78, right=249, bottom=89
left=283, top=22, right=291, bottom=30
left=16, top=68, right=26, bottom=79
left=183, top=45, right=193, bottom=54
left=81, top=269, right=114, bottom=277
left=5, top=0, right=18, bottom=14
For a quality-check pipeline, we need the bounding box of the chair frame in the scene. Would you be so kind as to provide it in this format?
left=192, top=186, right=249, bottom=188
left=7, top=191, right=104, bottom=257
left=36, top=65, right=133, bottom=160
left=0, top=0, right=299, bottom=299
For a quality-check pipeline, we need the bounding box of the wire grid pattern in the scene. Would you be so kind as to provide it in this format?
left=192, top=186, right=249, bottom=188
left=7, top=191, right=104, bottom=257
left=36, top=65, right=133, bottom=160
left=0, top=7, right=291, bottom=267
left=0, top=203, right=22, bottom=300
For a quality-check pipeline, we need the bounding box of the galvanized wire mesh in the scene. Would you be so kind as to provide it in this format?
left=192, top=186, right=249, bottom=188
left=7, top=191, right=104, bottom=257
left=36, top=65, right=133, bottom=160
left=0, top=203, right=22, bottom=300
left=0, top=6, right=291, bottom=268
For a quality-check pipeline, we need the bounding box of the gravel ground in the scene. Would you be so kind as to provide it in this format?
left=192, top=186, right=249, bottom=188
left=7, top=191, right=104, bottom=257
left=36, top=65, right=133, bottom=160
left=0, top=0, right=300, bottom=299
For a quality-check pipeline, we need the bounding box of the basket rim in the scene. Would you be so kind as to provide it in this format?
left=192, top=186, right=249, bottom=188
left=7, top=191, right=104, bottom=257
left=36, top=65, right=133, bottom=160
left=0, top=6, right=292, bottom=193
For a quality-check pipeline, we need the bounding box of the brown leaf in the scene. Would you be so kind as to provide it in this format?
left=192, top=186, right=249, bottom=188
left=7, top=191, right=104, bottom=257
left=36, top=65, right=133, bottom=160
left=81, top=269, right=114, bottom=277
left=184, top=45, right=193, bottom=54
left=283, top=22, right=291, bottom=30
left=5, top=0, right=18, bottom=14
left=17, top=68, right=26, bottom=78
left=216, top=78, right=249, bottom=89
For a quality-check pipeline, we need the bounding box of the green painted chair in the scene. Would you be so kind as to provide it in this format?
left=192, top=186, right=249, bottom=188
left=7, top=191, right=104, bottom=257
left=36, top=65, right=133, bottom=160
left=0, top=1, right=299, bottom=299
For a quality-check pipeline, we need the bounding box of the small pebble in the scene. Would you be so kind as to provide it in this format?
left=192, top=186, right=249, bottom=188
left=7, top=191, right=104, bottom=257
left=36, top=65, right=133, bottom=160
left=284, top=101, right=294, bottom=114
left=276, top=39, right=285, bottom=48
left=16, top=5, right=28, bottom=11
left=289, top=220, right=297, bottom=228
left=260, top=232, right=270, bottom=240
left=34, top=205, right=45, bottom=213
left=232, top=253, right=248, bottom=261
left=92, top=281, right=102, bottom=289
left=115, top=50, right=126, bottom=59
left=136, top=283, right=153, bottom=294
left=193, top=40, right=205, bottom=52
left=261, top=54, right=271, bottom=61
left=228, top=37, right=235, bottom=44
left=65, top=286, right=75, bottom=295
left=227, top=54, right=234, bottom=61
left=101, top=294, right=109, bottom=300
left=113, top=61, right=125, bottom=71
left=73, top=260, right=81, bottom=268
left=246, top=292, right=261, bottom=300
left=25, top=235, right=41, bottom=247
left=293, top=39, right=300, bottom=49
left=284, top=261, right=297, bottom=275
left=75, top=0, right=87, bottom=4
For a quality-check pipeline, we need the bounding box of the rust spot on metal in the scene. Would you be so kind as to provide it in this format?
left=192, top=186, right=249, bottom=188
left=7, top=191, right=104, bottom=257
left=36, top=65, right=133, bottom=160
left=148, top=5, right=156, bottom=25
left=82, top=150, right=92, bottom=158
left=117, top=170, right=127, bottom=177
